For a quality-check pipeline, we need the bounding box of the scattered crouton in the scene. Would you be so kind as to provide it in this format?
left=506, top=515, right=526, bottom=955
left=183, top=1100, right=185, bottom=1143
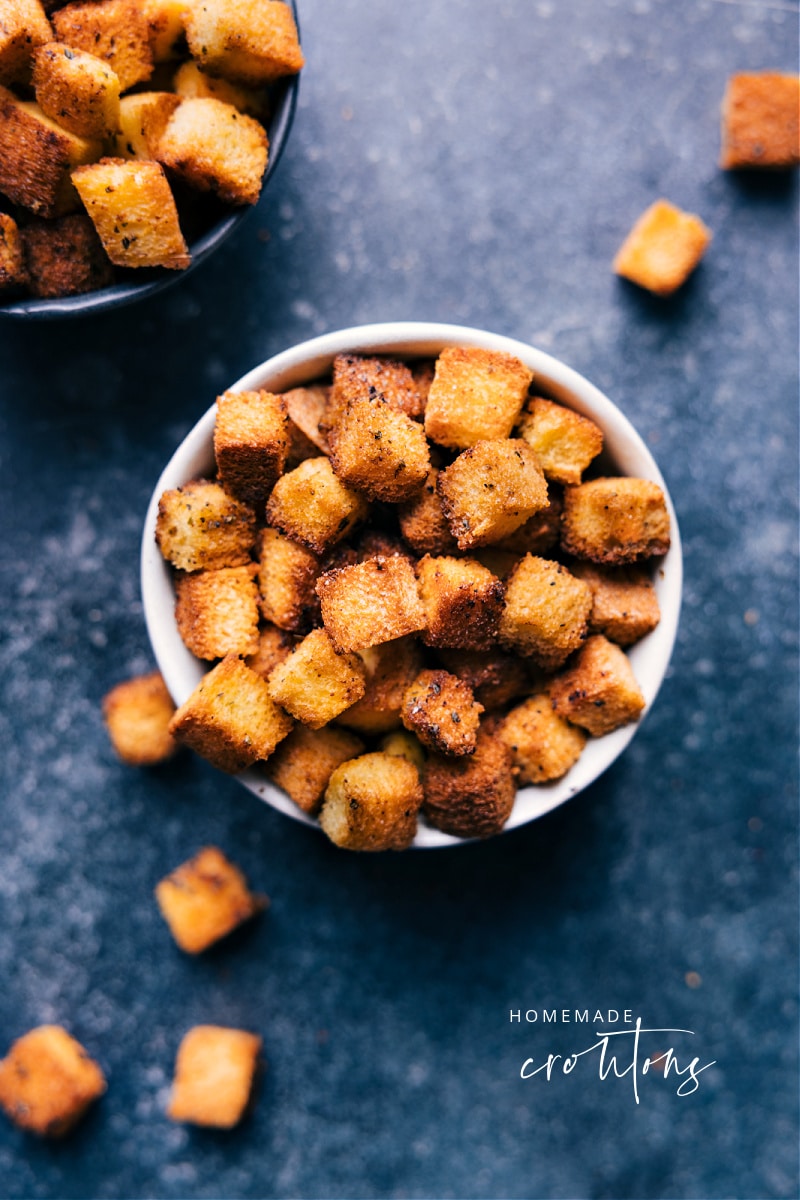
left=424, top=346, right=533, bottom=449
left=0, top=1026, right=105, bottom=1137
left=613, top=199, right=711, bottom=297
left=398, top=466, right=459, bottom=555
left=720, top=72, right=800, bottom=170
left=114, top=90, right=181, bottom=159
left=570, top=561, right=661, bottom=646
left=52, top=0, right=153, bottom=92
left=379, top=729, right=425, bottom=772
left=549, top=635, right=646, bottom=736
left=266, top=724, right=365, bottom=815
left=561, top=477, right=671, bottom=564
left=183, top=0, right=304, bottom=86
left=401, top=668, right=483, bottom=757
left=492, top=490, right=563, bottom=556
left=0, top=212, right=26, bottom=289
left=0, top=0, right=52, bottom=86
left=319, top=751, right=423, bottom=851
left=499, top=554, right=593, bottom=669
left=22, top=211, right=113, bottom=297
left=167, top=1025, right=262, bottom=1128
left=265, top=456, right=368, bottom=556
left=327, top=393, right=430, bottom=503
left=281, top=384, right=331, bottom=455
left=316, top=554, right=426, bottom=653
left=266, top=628, right=366, bottom=729
left=438, top=438, right=549, bottom=550
left=335, top=636, right=424, bottom=735
left=499, top=694, right=587, bottom=783
left=516, top=396, right=603, bottom=485
left=157, top=96, right=268, bottom=206
left=244, top=622, right=295, bottom=678
left=330, top=353, right=426, bottom=422
left=32, top=42, right=120, bottom=139
left=422, top=724, right=516, bottom=839
left=416, top=554, right=504, bottom=652
left=257, top=526, right=321, bottom=633
left=144, top=0, right=187, bottom=62
left=156, top=479, right=256, bottom=572
left=155, top=845, right=267, bottom=954
left=173, top=60, right=268, bottom=119
left=103, top=669, right=177, bottom=765
left=214, top=389, right=289, bottom=510
left=436, top=647, right=530, bottom=712
left=175, top=566, right=260, bottom=660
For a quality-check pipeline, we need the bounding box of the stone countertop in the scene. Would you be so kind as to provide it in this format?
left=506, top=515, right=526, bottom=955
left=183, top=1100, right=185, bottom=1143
left=0, top=1, right=797, bottom=1197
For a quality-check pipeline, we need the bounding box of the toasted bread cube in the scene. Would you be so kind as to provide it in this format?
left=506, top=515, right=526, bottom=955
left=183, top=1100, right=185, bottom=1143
left=32, top=41, right=120, bottom=139
left=22, top=211, right=114, bottom=297
left=561, top=477, right=671, bottom=564
left=52, top=0, right=153, bottom=91
left=0, top=0, right=52, bottom=85
left=424, top=346, right=533, bottom=450
left=499, top=695, right=587, bottom=784
left=102, top=669, right=177, bottom=765
left=330, top=353, right=425, bottom=423
left=319, top=751, right=422, bottom=851
left=169, top=654, right=293, bottom=773
left=0, top=86, right=100, bottom=216
left=266, top=724, right=364, bottom=815
left=214, top=390, right=289, bottom=510
left=257, top=526, right=320, bottom=633
left=265, top=456, right=368, bottom=556
left=436, top=648, right=529, bottom=712
left=175, top=566, right=260, bottom=661
left=0, top=212, right=25, bottom=289
left=499, top=554, right=592, bottom=669
left=282, top=384, right=330, bottom=455
left=492, top=490, right=563, bottom=556
left=316, top=555, right=426, bottom=654
left=398, top=466, right=459, bottom=555
left=416, top=554, right=504, bottom=652
left=720, top=72, right=799, bottom=169
left=144, top=0, right=186, bottom=61
left=168, top=1025, right=261, bottom=1128
left=114, top=90, right=181, bottom=159
left=327, top=394, right=430, bottom=504
left=549, top=635, right=646, bottom=736
left=401, top=668, right=483, bottom=757
left=422, top=724, right=516, bottom=839
left=570, top=562, right=661, bottom=646
left=356, top=529, right=412, bottom=563
left=438, top=438, right=549, bottom=550
left=266, top=628, right=365, bottom=729
left=0, top=1026, right=105, bottom=1137
left=156, top=479, right=256, bottom=571
left=613, top=199, right=711, bottom=297
left=156, top=845, right=266, bottom=953
left=173, top=60, right=268, bottom=119
left=72, top=157, right=190, bottom=269
left=157, top=97, right=268, bottom=206
left=335, top=636, right=424, bottom=735
left=380, top=729, right=425, bottom=772
left=516, top=397, right=603, bottom=486
left=184, top=0, right=303, bottom=85
left=244, top=622, right=295, bottom=678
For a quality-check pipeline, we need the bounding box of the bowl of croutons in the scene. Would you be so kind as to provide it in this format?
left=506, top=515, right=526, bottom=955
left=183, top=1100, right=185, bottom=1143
left=142, top=322, right=682, bottom=850
left=0, top=0, right=302, bottom=317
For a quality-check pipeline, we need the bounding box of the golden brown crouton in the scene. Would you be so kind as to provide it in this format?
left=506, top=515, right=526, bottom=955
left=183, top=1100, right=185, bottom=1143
left=398, top=466, right=459, bottom=555
left=330, top=353, right=426, bottom=422
left=549, top=635, right=646, bottom=736
left=214, top=389, right=289, bottom=510
left=436, top=647, right=529, bottom=712
left=282, top=384, right=331, bottom=456
left=316, top=554, right=426, bottom=653
left=355, top=529, right=412, bottom=563
left=424, top=346, right=533, bottom=450
left=613, top=200, right=711, bottom=297
left=172, top=61, right=268, bottom=119
left=516, top=397, right=603, bottom=485
left=32, top=42, right=120, bottom=139
left=401, top=668, right=483, bottom=757
left=561, top=477, right=671, bottom=564
left=498, top=694, right=587, bottom=784
left=114, top=90, right=181, bottom=159
left=257, top=526, right=321, bottom=633
left=265, top=456, right=368, bottom=556
left=184, top=0, right=304, bottom=85
left=438, top=438, right=549, bottom=550
left=72, top=157, right=190, bottom=269
left=52, top=0, right=153, bottom=91
left=335, top=636, right=424, bottom=735
left=156, top=479, right=256, bottom=572
left=244, top=622, right=295, bottom=678
left=498, top=554, right=592, bottom=670
left=0, top=0, right=52, bottom=85
left=144, top=0, right=186, bottom=61
left=0, top=212, right=26, bottom=289
left=175, top=566, right=260, bottom=660
left=327, top=394, right=430, bottom=503
left=168, top=654, right=293, bottom=773
left=570, top=562, right=661, bottom=646
left=720, top=72, right=800, bottom=170
left=0, top=1026, right=105, bottom=1137
left=266, top=724, right=365, bottom=815
left=155, top=845, right=266, bottom=954
left=21, top=212, right=113, bottom=298
left=102, top=669, right=177, bottom=765
left=422, top=724, right=516, bottom=839
left=266, top=627, right=366, bottom=729
left=416, top=554, right=504, bottom=652
left=319, top=751, right=423, bottom=851
left=167, top=1026, right=261, bottom=1128
left=157, top=97, right=268, bottom=206
left=379, top=729, right=425, bottom=772
left=492, top=490, right=563, bottom=556
left=0, top=86, right=101, bottom=216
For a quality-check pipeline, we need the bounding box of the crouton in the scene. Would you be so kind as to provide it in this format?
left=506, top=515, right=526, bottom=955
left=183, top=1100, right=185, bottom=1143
left=32, top=42, right=120, bottom=139
left=570, top=562, right=661, bottom=646
left=416, top=554, right=504, bottom=652
left=21, top=211, right=113, bottom=297
left=613, top=199, right=711, bottom=297
left=0, top=86, right=101, bottom=216
left=156, top=479, right=256, bottom=571
left=438, top=438, right=549, bottom=550
left=330, top=353, right=426, bottom=422
left=175, top=566, right=260, bottom=660
left=144, top=0, right=186, bottom=62
left=398, top=466, right=459, bottom=555
left=102, top=669, right=177, bottom=765
left=172, top=59, right=268, bottom=119
left=266, top=724, right=365, bottom=815
left=282, top=384, right=330, bottom=455
left=214, top=389, right=289, bottom=510
left=720, top=72, right=800, bottom=170
left=257, top=526, right=321, bottom=633
left=498, top=694, right=587, bottom=784
left=0, top=212, right=26, bottom=289
left=335, top=636, right=424, bottom=735
left=316, top=554, right=426, bottom=653
left=52, top=0, right=153, bottom=91
left=492, top=490, right=563, bottom=556
left=114, top=90, right=181, bottom=159
left=327, top=393, right=430, bottom=504
left=436, top=648, right=529, bottom=712
left=401, top=668, right=483, bottom=757
left=168, top=654, right=293, bottom=773
left=244, top=622, right=295, bottom=678
left=265, top=456, right=368, bottom=556
left=422, top=724, right=516, bottom=839
left=498, top=554, right=592, bottom=669
left=516, top=396, right=603, bottom=485
left=319, top=751, right=423, bottom=851
left=0, top=0, right=52, bottom=85
left=266, top=627, right=366, bottom=729
left=0, top=1026, right=105, bottom=1137
left=380, top=729, right=425, bottom=772
left=155, top=845, right=266, bottom=954
left=183, top=0, right=304, bottom=86
left=157, top=96, right=268, bottom=206
left=549, top=635, right=646, bottom=736
left=424, top=346, right=533, bottom=449
left=561, top=477, right=671, bottom=564
left=355, top=529, right=412, bottom=563
left=168, top=1025, right=261, bottom=1128
left=72, top=157, right=190, bottom=269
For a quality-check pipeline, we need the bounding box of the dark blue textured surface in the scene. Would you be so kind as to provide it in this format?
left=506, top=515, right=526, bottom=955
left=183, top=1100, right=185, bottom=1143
left=0, top=2, right=797, bottom=1197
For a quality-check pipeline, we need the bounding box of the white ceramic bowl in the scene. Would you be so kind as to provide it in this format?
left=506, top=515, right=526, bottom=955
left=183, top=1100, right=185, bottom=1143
left=141, top=322, right=682, bottom=848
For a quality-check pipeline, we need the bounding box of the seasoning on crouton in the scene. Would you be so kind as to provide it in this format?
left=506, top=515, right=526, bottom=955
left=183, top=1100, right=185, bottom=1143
left=330, top=353, right=426, bottom=422
left=244, top=622, right=295, bottom=678
left=257, top=526, right=321, bottom=633
left=335, top=636, right=424, bottom=735
left=175, top=566, right=260, bottom=660
left=422, top=724, right=516, bottom=839
left=72, top=157, right=190, bottom=269
left=157, top=97, right=268, bottom=206
left=266, top=628, right=366, bottom=729
left=103, top=669, right=177, bottom=765
left=549, top=635, right=646, bottom=736
left=570, top=562, right=661, bottom=646
left=398, top=466, right=459, bottom=555
left=22, top=212, right=114, bottom=298
left=498, top=554, right=592, bottom=670
left=401, top=668, right=483, bottom=757
left=168, top=654, right=293, bottom=773
left=720, top=72, right=800, bottom=170
left=424, top=346, right=533, bottom=450
left=266, top=456, right=368, bottom=556
left=282, top=384, right=331, bottom=455
left=266, top=724, right=365, bottom=815
left=0, top=212, right=26, bottom=290
left=184, top=0, right=304, bottom=86
left=516, top=397, right=603, bottom=485
left=167, top=1025, right=262, bottom=1128
left=156, top=845, right=266, bottom=954
left=499, top=694, right=587, bottom=784
left=436, top=647, right=529, bottom=712
left=114, top=90, right=181, bottom=159
left=156, top=479, right=256, bottom=572
left=319, top=751, right=423, bottom=851
left=0, top=86, right=101, bottom=216
left=380, top=729, right=425, bottom=772
left=172, top=60, right=268, bottom=118
left=613, top=200, right=711, bottom=297
left=0, top=1026, right=105, bottom=1137
left=416, top=554, right=504, bottom=652
left=32, top=42, right=120, bottom=140
left=144, top=0, right=187, bottom=62
left=0, top=0, right=52, bottom=85
left=214, top=389, right=290, bottom=510
left=438, top=438, right=549, bottom=550
left=561, top=477, right=671, bottom=564
left=492, top=490, right=563, bottom=556
left=316, top=554, right=426, bottom=654
left=52, top=0, right=153, bottom=91
left=327, top=393, right=430, bottom=503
